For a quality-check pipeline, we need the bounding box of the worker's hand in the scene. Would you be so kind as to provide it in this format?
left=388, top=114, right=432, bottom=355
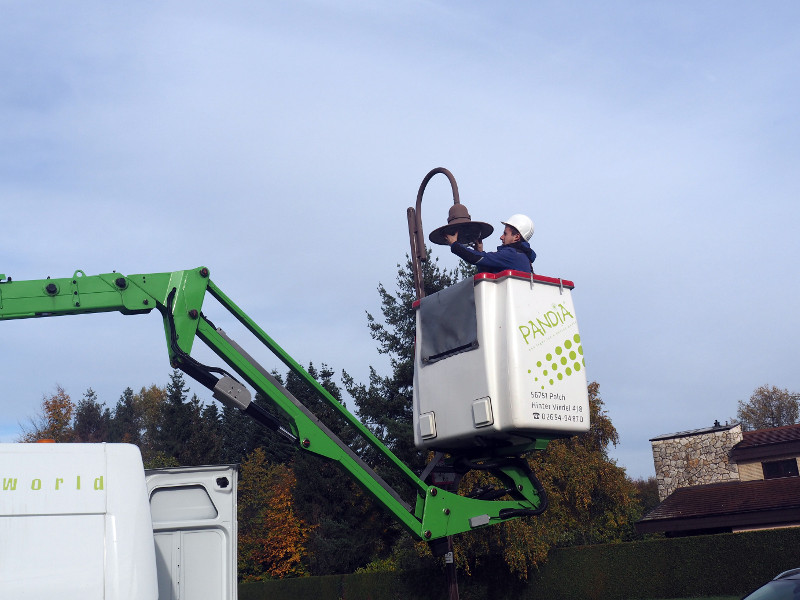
left=472, top=240, right=483, bottom=252
left=445, top=231, right=458, bottom=245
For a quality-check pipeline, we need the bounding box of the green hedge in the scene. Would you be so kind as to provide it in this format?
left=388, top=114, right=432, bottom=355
left=343, top=569, right=444, bottom=600
left=239, top=574, right=342, bottom=600
left=239, top=570, right=445, bottom=600
left=528, top=528, right=800, bottom=600
left=239, top=528, right=800, bottom=600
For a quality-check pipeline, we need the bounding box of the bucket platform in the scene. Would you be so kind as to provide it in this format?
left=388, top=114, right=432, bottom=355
left=413, top=270, right=590, bottom=454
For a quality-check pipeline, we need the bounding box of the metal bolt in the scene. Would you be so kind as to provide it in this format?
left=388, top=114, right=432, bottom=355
left=115, top=277, right=127, bottom=289
left=518, top=484, right=524, bottom=492
left=199, top=268, right=209, bottom=278
left=429, top=488, right=437, bottom=496
left=75, top=302, right=80, bottom=307
left=188, top=309, right=199, bottom=319
left=424, top=530, right=432, bottom=539
left=443, top=508, right=450, bottom=515
left=45, top=283, right=58, bottom=295
left=301, top=439, right=311, bottom=448
left=143, top=299, right=149, bottom=305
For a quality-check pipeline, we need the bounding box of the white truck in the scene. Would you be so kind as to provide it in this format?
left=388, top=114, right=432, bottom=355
left=0, top=442, right=237, bottom=600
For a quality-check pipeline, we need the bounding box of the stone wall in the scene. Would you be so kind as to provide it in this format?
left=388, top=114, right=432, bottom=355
left=652, top=424, right=743, bottom=501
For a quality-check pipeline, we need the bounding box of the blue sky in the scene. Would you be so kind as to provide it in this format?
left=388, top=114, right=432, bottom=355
left=2, top=1, right=799, bottom=479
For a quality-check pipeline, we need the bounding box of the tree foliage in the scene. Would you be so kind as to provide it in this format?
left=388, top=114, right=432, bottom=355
left=735, top=384, right=799, bottom=431
left=346, top=254, right=645, bottom=580
left=343, top=252, right=469, bottom=473
left=631, top=476, right=660, bottom=516
left=72, top=388, right=111, bottom=442
left=454, top=383, right=640, bottom=579
left=238, top=447, right=312, bottom=580
left=20, top=385, right=75, bottom=442
left=291, top=364, right=395, bottom=575
left=526, top=383, right=641, bottom=546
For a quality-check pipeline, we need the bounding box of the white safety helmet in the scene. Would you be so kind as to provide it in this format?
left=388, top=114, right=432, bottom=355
left=501, top=214, right=534, bottom=241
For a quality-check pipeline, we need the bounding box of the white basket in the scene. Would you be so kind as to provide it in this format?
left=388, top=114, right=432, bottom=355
left=413, top=271, right=590, bottom=452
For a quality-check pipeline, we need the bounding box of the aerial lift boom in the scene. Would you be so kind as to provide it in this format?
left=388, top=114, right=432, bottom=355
left=0, top=266, right=547, bottom=546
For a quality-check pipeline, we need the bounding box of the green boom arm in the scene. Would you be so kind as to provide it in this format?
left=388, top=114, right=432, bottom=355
left=0, top=267, right=547, bottom=543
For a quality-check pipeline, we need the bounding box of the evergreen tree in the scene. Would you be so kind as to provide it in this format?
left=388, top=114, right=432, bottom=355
left=220, top=404, right=256, bottom=463
left=342, top=253, right=468, bottom=474
left=72, top=388, right=111, bottom=442
left=198, top=403, right=224, bottom=462
left=219, top=385, right=296, bottom=466
left=157, top=370, right=193, bottom=461
left=290, top=364, right=391, bottom=574
left=631, top=476, right=660, bottom=517
left=110, top=386, right=143, bottom=445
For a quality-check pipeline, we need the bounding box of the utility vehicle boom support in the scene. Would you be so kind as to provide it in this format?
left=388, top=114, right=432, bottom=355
left=0, top=267, right=547, bottom=544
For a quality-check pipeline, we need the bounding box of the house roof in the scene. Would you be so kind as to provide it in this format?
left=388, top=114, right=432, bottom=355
left=730, top=423, right=800, bottom=462
left=636, top=477, right=800, bottom=534
left=649, top=422, right=739, bottom=442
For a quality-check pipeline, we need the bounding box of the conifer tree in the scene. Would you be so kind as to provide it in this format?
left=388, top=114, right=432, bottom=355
left=110, top=386, right=143, bottom=445
left=342, top=253, right=468, bottom=474
left=72, top=388, right=111, bottom=442
left=290, top=364, right=391, bottom=574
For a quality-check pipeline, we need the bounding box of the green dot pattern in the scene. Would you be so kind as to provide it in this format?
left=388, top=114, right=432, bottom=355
left=534, top=336, right=586, bottom=388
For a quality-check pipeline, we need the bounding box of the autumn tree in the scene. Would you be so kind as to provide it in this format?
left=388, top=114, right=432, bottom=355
left=452, top=383, right=640, bottom=579
left=526, top=383, right=641, bottom=545
left=19, top=385, right=75, bottom=442
left=238, top=447, right=312, bottom=580
left=735, top=384, right=799, bottom=431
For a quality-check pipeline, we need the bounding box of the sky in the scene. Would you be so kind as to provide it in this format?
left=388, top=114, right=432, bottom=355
left=2, top=1, right=799, bottom=480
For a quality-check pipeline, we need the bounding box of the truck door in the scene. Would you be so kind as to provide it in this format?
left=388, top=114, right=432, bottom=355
left=145, top=465, right=238, bottom=600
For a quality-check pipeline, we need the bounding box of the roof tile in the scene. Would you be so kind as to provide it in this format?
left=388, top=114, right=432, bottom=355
left=640, top=477, right=800, bottom=523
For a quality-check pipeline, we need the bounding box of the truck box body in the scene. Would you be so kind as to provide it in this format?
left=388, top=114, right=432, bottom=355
left=0, top=443, right=238, bottom=600
left=0, top=443, right=158, bottom=599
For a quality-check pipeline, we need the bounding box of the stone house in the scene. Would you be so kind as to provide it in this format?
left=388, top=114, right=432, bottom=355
left=636, top=421, right=800, bottom=536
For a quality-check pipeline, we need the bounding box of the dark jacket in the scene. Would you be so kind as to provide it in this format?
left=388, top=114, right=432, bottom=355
left=450, top=240, right=535, bottom=274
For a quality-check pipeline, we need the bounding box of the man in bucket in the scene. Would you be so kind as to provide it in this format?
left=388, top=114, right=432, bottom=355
left=445, top=214, right=535, bottom=274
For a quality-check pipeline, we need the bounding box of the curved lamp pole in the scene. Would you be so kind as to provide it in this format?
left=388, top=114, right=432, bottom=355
left=406, top=167, right=462, bottom=301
